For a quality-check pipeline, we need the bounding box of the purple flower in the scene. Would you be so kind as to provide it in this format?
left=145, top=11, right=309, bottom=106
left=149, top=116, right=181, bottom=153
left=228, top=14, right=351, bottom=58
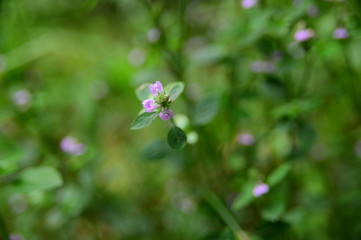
left=149, top=81, right=163, bottom=96
left=294, top=29, right=314, bottom=42
left=307, top=5, right=319, bottom=18
left=9, top=234, right=25, bottom=240
left=333, top=28, right=348, bottom=39
left=238, top=133, right=255, bottom=146
left=148, top=28, right=160, bottom=42
left=355, top=140, right=361, bottom=158
left=253, top=183, right=269, bottom=197
left=60, top=136, right=85, bottom=156
left=142, top=99, right=158, bottom=112
left=159, top=109, right=173, bottom=121
left=12, top=90, right=31, bottom=106
left=241, top=0, right=258, bottom=8
left=128, top=48, right=146, bottom=67
left=251, top=61, right=275, bottom=74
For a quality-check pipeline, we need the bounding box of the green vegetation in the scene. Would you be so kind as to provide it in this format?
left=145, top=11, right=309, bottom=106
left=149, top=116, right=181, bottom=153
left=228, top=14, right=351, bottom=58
left=1, top=0, right=361, bottom=239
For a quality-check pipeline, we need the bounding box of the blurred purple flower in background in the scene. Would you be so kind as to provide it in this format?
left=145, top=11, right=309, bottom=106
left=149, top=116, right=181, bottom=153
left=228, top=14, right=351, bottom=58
left=159, top=109, right=173, bottom=121
left=238, top=133, right=255, bottom=146
left=253, top=183, right=269, bottom=197
left=333, top=28, right=348, bottom=39
left=251, top=61, right=275, bottom=74
left=293, top=0, right=303, bottom=6
left=9, top=234, right=25, bottom=240
left=91, top=80, right=109, bottom=100
left=294, top=29, right=314, bottom=42
left=355, top=140, right=361, bottom=158
left=60, top=136, right=85, bottom=156
left=307, top=5, right=319, bottom=18
left=8, top=194, right=27, bottom=214
left=241, top=0, right=258, bottom=9
left=270, top=50, right=283, bottom=61
left=147, top=28, right=160, bottom=43
left=150, top=81, right=163, bottom=95
left=12, top=89, right=32, bottom=106
left=128, top=48, right=146, bottom=66
left=142, top=99, right=158, bottom=112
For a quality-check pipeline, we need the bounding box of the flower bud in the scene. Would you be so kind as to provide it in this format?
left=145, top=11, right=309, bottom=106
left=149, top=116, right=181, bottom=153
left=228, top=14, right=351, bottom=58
left=159, top=109, right=173, bottom=121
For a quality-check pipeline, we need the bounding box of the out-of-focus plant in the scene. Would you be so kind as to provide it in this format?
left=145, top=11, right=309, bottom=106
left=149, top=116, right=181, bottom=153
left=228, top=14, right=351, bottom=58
left=1, top=0, right=361, bottom=239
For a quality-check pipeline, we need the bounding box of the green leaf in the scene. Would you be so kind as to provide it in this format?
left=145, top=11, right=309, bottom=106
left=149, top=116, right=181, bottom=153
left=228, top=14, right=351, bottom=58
left=193, top=93, right=220, bottom=125
left=167, top=126, right=187, bottom=150
left=131, top=112, right=158, bottom=130
left=266, top=163, right=292, bottom=187
left=14, top=166, right=63, bottom=192
left=165, top=82, right=184, bottom=101
left=142, top=140, right=169, bottom=160
left=219, top=228, right=236, bottom=240
left=262, top=201, right=286, bottom=221
left=232, top=181, right=254, bottom=210
left=135, top=83, right=151, bottom=101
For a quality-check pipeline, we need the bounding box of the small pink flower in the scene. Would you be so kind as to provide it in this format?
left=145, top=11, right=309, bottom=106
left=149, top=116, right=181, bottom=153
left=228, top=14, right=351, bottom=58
left=12, top=90, right=31, bottom=106
left=253, top=183, right=269, bottom=197
left=294, top=29, right=314, bottom=42
left=149, top=81, right=163, bottom=96
left=238, top=133, right=255, bottom=146
left=60, top=137, right=85, bottom=156
left=251, top=61, right=275, bottom=74
left=142, top=99, right=158, bottom=112
left=241, top=0, right=258, bottom=9
left=333, top=28, right=348, bottom=39
left=159, top=109, right=173, bottom=121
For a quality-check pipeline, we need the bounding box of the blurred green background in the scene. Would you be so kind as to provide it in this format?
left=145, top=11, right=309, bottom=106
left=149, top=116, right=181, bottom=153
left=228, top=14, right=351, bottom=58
left=1, top=0, right=361, bottom=239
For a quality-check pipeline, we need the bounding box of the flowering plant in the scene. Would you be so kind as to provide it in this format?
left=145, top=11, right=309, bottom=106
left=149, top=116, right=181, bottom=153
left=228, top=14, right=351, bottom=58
left=131, top=81, right=187, bottom=150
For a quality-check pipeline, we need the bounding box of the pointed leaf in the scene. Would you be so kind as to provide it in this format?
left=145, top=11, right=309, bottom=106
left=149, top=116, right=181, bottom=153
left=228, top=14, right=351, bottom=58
left=266, top=163, right=292, bottom=187
left=165, top=82, right=184, bottom=101
left=135, top=83, right=151, bottom=101
left=14, top=166, right=63, bottom=192
left=142, top=140, right=170, bottom=160
left=167, top=126, right=187, bottom=150
left=193, top=93, right=220, bottom=125
left=232, top=181, right=254, bottom=210
left=131, top=112, right=158, bottom=130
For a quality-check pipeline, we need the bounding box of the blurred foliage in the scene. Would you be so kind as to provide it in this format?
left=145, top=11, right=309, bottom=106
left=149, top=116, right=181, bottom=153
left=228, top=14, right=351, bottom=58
left=1, top=0, right=361, bottom=239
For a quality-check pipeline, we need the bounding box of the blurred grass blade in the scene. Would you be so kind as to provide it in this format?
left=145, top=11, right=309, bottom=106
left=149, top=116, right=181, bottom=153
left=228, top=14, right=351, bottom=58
left=267, top=163, right=292, bottom=187
left=193, top=93, right=221, bottom=125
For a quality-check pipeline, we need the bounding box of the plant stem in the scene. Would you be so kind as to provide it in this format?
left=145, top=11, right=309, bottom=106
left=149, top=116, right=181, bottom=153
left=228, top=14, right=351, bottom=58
left=204, top=191, right=250, bottom=240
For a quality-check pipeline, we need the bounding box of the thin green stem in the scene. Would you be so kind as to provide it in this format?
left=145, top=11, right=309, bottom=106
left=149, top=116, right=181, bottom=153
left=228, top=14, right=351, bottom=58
left=204, top=191, right=250, bottom=240
left=0, top=209, right=9, bottom=240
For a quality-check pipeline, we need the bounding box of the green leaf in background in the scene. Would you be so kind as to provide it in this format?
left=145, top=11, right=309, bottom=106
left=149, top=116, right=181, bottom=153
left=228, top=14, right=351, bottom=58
left=193, top=93, right=220, bottom=125
left=267, top=163, right=292, bottom=187
left=232, top=181, right=254, bottom=210
left=130, top=112, right=158, bottom=130
left=167, top=126, right=187, bottom=150
left=219, top=228, right=236, bottom=240
left=142, top=140, right=170, bottom=160
left=165, top=82, right=184, bottom=101
left=135, top=83, right=151, bottom=101
left=293, top=122, right=316, bottom=157
left=14, top=166, right=63, bottom=192
left=261, top=77, right=287, bottom=99
left=272, top=99, right=318, bottom=120
left=261, top=201, right=286, bottom=221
